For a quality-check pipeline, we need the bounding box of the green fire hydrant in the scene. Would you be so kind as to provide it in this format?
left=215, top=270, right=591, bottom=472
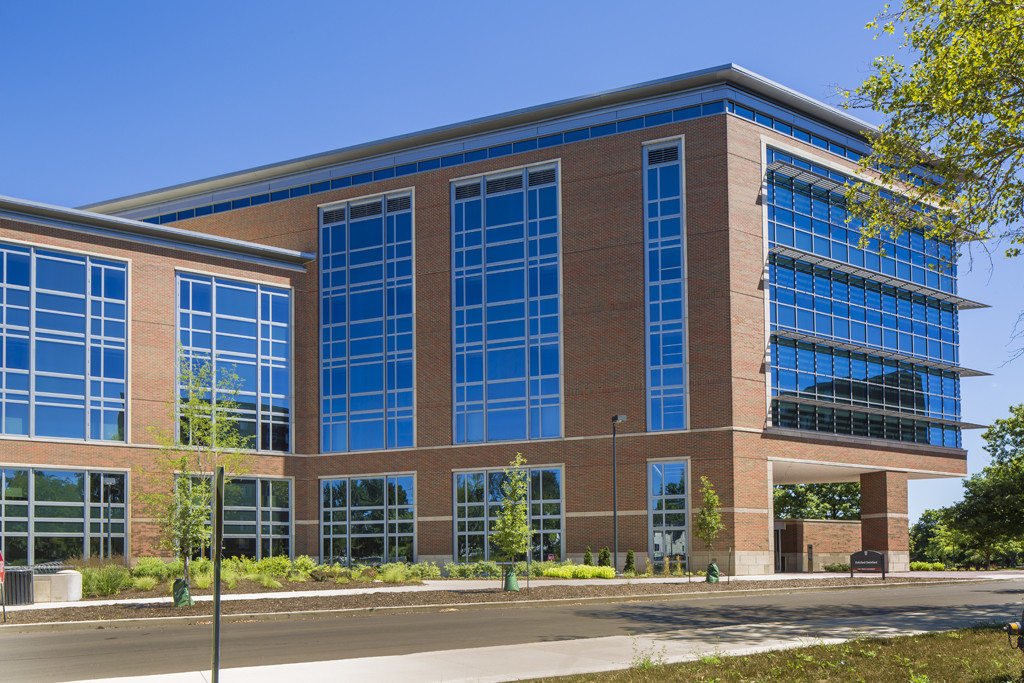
left=706, top=561, right=720, bottom=583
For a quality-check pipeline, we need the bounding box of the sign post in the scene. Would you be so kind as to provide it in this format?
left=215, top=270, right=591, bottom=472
left=850, top=550, right=886, bottom=579
left=211, top=467, right=224, bottom=683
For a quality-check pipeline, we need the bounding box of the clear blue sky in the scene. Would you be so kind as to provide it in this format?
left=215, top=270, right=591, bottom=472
left=2, top=1, right=1020, bottom=522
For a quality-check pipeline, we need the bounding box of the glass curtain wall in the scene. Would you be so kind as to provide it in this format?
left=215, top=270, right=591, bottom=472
left=320, top=193, right=414, bottom=452
left=0, top=467, right=126, bottom=565
left=177, top=273, right=292, bottom=452
left=320, top=474, right=415, bottom=565
left=765, top=148, right=962, bottom=447
left=453, top=466, right=562, bottom=563
left=0, top=244, right=127, bottom=441
left=452, top=165, right=561, bottom=443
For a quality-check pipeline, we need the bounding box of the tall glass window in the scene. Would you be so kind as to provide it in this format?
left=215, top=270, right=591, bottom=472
left=177, top=273, right=291, bottom=452
left=648, top=461, right=687, bottom=563
left=0, top=467, right=126, bottom=565
left=644, top=143, right=687, bottom=431
left=0, top=244, right=127, bottom=441
left=452, top=165, right=561, bottom=443
left=453, top=466, right=562, bottom=562
left=320, top=474, right=415, bottom=565
left=320, top=193, right=414, bottom=453
left=222, top=476, right=291, bottom=559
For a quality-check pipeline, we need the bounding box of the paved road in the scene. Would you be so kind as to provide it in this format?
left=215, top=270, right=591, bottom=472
left=2, top=580, right=1022, bottom=682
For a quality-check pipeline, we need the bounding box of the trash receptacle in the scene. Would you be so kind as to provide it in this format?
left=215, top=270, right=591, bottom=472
left=172, top=578, right=194, bottom=607
left=3, top=567, right=34, bottom=605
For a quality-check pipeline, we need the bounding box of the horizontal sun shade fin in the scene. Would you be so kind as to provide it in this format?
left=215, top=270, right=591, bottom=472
left=528, top=168, right=556, bottom=186
left=386, top=195, right=412, bottom=212
left=485, top=175, right=523, bottom=194
left=322, top=207, right=346, bottom=224
left=349, top=201, right=383, bottom=219
left=454, top=183, right=481, bottom=200
left=648, top=146, right=679, bottom=165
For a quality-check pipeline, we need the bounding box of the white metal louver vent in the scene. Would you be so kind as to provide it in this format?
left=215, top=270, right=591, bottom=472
left=528, top=168, right=556, bottom=186
left=485, top=175, right=523, bottom=194
left=454, top=183, right=481, bottom=200
left=648, top=146, right=680, bottom=165
left=386, top=195, right=412, bottom=212
left=322, top=207, right=346, bottom=224
left=349, top=201, right=383, bottom=219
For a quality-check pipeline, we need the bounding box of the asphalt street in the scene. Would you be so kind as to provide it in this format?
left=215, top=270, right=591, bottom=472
left=2, top=580, right=1022, bottom=682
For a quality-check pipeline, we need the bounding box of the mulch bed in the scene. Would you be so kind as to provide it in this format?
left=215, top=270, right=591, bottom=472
left=3, top=576, right=954, bottom=626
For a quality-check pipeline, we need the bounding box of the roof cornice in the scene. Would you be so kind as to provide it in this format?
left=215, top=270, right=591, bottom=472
left=81, top=64, right=876, bottom=215
left=0, top=194, right=314, bottom=271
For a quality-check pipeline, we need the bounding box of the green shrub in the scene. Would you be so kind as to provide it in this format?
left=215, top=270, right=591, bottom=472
left=190, top=557, right=213, bottom=576
left=132, top=557, right=171, bottom=582
left=256, top=555, right=291, bottom=576
left=132, top=576, right=158, bottom=591
left=598, top=547, right=612, bottom=567
left=409, top=561, right=441, bottom=579
left=542, top=562, right=615, bottom=579
left=910, top=561, right=948, bottom=571
left=97, top=563, right=133, bottom=596
left=167, top=558, right=185, bottom=578
left=442, top=561, right=502, bottom=578
left=823, top=563, right=850, bottom=572
left=291, top=555, right=317, bottom=574
left=258, top=574, right=283, bottom=589
left=192, top=573, right=212, bottom=589
left=624, top=550, right=636, bottom=573
left=583, top=546, right=593, bottom=566
left=381, top=565, right=413, bottom=583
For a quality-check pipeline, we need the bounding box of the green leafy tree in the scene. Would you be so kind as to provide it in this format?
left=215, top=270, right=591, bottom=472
left=947, top=459, right=1024, bottom=567
left=140, top=353, right=254, bottom=585
left=981, top=403, right=1024, bottom=464
left=909, top=508, right=944, bottom=562
left=694, top=476, right=726, bottom=553
left=844, top=2, right=1024, bottom=268
left=774, top=483, right=861, bottom=520
left=489, top=452, right=531, bottom=585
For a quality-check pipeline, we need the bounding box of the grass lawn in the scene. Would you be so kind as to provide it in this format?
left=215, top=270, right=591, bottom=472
left=531, top=625, right=1024, bottom=682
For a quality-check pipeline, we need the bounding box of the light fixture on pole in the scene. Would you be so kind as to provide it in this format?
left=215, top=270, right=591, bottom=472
left=611, top=415, right=627, bottom=572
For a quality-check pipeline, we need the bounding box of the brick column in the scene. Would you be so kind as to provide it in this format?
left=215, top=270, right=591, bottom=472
left=859, top=471, right=910, bottom=572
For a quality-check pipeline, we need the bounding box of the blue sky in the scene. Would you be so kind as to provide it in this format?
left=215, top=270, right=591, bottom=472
left=2, top=1, right=1020, bottom=522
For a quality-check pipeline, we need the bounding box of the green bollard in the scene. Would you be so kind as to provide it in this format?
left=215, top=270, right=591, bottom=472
left=705, top=562, right=720, bottom=584
left=503, top=568, right=520, bottom=592
left=173, top=578, right=195, bottom=606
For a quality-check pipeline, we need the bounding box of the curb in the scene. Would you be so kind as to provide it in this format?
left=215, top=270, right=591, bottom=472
left=1, top=577, right=1010, bottom=633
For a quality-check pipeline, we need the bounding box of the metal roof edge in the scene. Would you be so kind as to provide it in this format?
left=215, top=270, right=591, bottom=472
left=81, top=64, right=877, bottom=215
left=0, top=194, right=314, bottom=269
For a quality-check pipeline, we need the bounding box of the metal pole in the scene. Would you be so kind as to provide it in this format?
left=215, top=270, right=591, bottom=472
left=106, top=483, right=112, bottom=559
left=212, top=467, right=224, bottom=683
left=612, top=421, right=618, bottom=573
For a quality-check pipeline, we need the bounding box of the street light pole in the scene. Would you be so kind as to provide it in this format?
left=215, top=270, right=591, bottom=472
left=611, top=415, right=626, bottom=572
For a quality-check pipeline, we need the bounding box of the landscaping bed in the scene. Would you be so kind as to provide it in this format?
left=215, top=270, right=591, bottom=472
left=4, top=576, right=954, bottom=626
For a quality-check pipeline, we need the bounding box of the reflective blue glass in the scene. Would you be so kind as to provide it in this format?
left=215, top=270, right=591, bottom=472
left=0, top=246, right=126, bottom=441
left=320, top=194, right=414, bottom=452
left=452, top=165, right=561, bottom=443
left=766, top=148, right=962, bottom=448
left=178, top=273, right=290, bottom=452
left=767, top=149, right=957, bottom=293
left=644, top=143, right=687, bottom=431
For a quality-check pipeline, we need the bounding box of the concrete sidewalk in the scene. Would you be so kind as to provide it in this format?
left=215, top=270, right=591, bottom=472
left=64, top=599, right=1018, bottom=683
left=8, top=569, right=1024, bottom=612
